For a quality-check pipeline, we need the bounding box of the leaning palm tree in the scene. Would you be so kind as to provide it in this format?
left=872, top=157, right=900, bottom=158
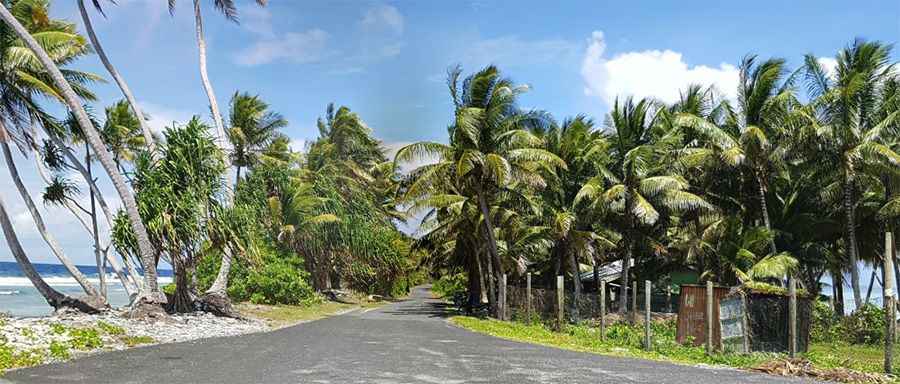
left=168, top=0, right=268, bottom=188
left=803, top=39, right=900, bottom=309
left=77, top=0, right=156, bottom=152
left=0, top=190, right=104, bottom=312
left=0, top=1, right=165, bottom=307
left=0, top=0, right=106, bottom=302
left=577, top=97, right=710, bottom=313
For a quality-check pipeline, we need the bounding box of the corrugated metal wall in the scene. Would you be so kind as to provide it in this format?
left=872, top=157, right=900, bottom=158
left=676, top=284, right=730, bottom=347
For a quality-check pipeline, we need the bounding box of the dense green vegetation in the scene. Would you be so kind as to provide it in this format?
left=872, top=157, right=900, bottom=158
left=400, top=46, right=899, bottom=321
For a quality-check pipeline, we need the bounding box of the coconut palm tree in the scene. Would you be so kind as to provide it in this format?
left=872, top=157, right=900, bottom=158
left=227, top=91, right=288, bottom=184
left=803, top=39, right=900, bottom=309
left=577, top=97, right=710, bottom=313
left=0, top=0, right=165, bottom=306
left=77, top=0, right=156, bottom=152
left=396, top=65, right=565, bottom=317
left=102, top=99, right=148, bottom=174
left=677, top=56, right=795, bottom=255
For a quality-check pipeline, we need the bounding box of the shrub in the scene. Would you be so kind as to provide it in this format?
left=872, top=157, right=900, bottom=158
left=49, top=323, right=67, bottom=335
left=811, top=301, right=887, bottom=345
left=810, top=300, right=839, bottom=342
left=432, top=273, right=467, bottom=299
left=68, top=328, right=103, bottom=350
left=48, top=341, right=70, bottom=360
left=121, top=335, right=154, bottom=347
left=0, top=344, right=43, bottom=371
left=241, top=260, right=315, bottom=305
left=97, top=321, right=125, bottom=336
left=840, top=304, right=885, bottom=345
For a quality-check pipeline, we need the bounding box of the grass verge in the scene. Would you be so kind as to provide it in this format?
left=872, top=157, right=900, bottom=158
left=451, top=316, right=894, bottom=383
left=237, top=300, right=378, bottom=328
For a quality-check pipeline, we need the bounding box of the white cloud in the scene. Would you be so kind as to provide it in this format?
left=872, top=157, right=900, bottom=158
left=361, top=5, right=404, bottom=35
left=581, top=30, right=740, bottom=105
left=238, top=4, right=275, bottom=38
left=817, top=57, right=838, bottom=80
left=139, top=102, right=196, bottom=136
left=235, top=29, right=333, bottom=66
left=289, top=138, right=306, bottom=152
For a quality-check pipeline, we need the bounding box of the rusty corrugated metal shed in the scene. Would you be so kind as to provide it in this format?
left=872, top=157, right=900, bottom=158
left=676, top=284, right=729, bottom=347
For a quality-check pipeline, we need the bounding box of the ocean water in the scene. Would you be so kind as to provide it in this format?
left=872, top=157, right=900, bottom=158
left=0, top=261, right=172, bottom=317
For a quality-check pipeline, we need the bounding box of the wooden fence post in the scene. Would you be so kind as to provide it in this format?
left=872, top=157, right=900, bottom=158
left=789, top=278, right=797, bottom=358
left=667, top=285, right=672, bottom=313
left=500, top=274, right=507, bottom=321
left=632, top=280, right=638, bottom=323
left=706, top=280, right=714, bottom=355
left=557, top=275, right=565, bottom=331
left=885, top=232, right=895, bottom=374
left=644, top=280, right=652, bottom=351
left=526, top=272, right=532, bottom=324
left=600, top=280, right=606, bottom=341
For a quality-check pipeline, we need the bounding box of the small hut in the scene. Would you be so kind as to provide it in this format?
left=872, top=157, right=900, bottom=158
left=675, top=283, right=812, bottom=353
left=727, top=284, right=812, bottom=353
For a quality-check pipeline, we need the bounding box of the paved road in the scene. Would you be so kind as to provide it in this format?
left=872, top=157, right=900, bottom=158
left=4, top=286, right=818, bottom=383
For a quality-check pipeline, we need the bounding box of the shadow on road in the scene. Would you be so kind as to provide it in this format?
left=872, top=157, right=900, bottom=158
left=377, top=300, right=458, bottom=319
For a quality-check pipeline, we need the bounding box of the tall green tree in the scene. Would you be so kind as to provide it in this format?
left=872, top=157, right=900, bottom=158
left=803, top=39, right=900, bottom=309
left=577, top=97, right=710, bottom=313
left=227, top=91, right=288, bottom=184
left=397, top=66, right=565, bottom=317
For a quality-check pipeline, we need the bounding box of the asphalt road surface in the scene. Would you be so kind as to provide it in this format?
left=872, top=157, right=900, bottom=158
left=3, top=286, right=820, bottom=383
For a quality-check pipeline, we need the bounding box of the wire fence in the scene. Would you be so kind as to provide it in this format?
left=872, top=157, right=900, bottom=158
left=504, top=283, right=679, bottom=324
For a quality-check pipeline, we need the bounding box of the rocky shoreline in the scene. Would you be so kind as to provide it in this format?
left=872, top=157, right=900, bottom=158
left=0, top=309, right=270, bottom=368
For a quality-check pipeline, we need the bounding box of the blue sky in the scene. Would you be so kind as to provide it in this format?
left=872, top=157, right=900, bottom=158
left=0, top=0, right=898, bottom=266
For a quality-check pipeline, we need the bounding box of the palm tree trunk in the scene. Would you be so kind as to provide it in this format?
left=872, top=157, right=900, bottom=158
left=843, top=179, right=863, bottom=309
left=568, top=247, right=581, bottom=321
left=619, top=238, right=632, bottom=314
left=85, top=143, right=107, bottom=299
left=0, top=6, right=165, bottom=304
left=192, top=0, right=232, bottom=196
left=0, top=191, right=102, bottom=312
left=476, top=187, right=501, bottom=317
left=834, top=271, right=845, bottom=317
left=467, top=250, right=481, bottom=309
left=0, top=124, right=101, bottom=298
left=755, top=171, right=777, bottom=254
left=619, top=193, right=634, bottom=314
left=76, top=0, right=155, bottom=153
left=235, top=165, right=242, bottom=186
left=205, top=247, right=233, bottom=295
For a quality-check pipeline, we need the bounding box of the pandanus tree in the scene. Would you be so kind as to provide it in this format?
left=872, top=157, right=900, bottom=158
left=577, top=97, right=710, bottom=313
left=396, top=65, right=565, bottom=317
left=803, top=39, right=900, bottom=309
left=112, top=117, right=225, bottom=313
